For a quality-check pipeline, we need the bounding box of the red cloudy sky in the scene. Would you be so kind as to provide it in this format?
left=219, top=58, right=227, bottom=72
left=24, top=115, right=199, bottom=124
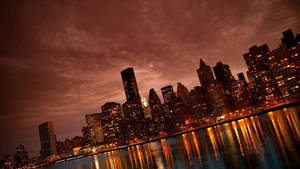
left=0, top=0, right=299, bottom=157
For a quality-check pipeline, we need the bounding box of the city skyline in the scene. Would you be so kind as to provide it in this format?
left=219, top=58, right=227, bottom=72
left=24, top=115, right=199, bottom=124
left=1, top=0, right=300, bottom=158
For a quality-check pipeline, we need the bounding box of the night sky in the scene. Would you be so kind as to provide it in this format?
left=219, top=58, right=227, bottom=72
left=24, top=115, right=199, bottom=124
left=0, top=0, right=299, bottom=157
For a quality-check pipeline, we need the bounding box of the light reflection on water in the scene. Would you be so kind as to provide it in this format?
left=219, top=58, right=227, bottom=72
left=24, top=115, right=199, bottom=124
left=41, top=105, right=300, bottom=169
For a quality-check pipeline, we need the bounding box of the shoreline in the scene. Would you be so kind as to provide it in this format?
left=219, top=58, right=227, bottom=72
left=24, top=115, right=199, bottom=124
left=53, top=100, right=300, bottom=165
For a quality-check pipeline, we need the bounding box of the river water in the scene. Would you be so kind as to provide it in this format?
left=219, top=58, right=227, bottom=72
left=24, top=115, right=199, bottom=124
left=41, top=105, right=300, bottom=169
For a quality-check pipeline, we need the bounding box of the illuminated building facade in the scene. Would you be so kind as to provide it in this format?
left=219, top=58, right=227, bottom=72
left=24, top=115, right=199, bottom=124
left=38, top=121, right=57, bottom=157
left=231, top=80, right=250, bottom=109
left=141, top=96, right=152, bottom=119
left=161, top=85, right=176, bottom=115
left=243, top=44, right=281, bottom=106
left=100, top=102, right=123, bottom=145
left=269, top=40, right=300, bottom=99
left=122, top=102, right=148, bottom=141
left=85, top=113, right=104, bottom=145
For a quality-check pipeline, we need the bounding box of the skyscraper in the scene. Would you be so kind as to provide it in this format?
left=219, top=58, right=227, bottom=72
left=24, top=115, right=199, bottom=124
left=141, top=96, right=152, bottom=119
left=189, top=86, right=211, bottom=119
left=197, top=59, right=215, bottom=88
left=237, top=72, right=246, bottom=82
left=243, top=44, right=281, bottom=105
left=281, top=29, right=296, bottom=48
left=269, top=44, right=300, bottom=98
left=38, top=121, right=57, bottom=157
left=196, top=59, right=230, bottom=116
left=207, top=82, right=231, bottom=116
left=213, top=61, right=235, bottom=109
left=85, top=113, right=103, bottom=145
left=161, top=85, right=176, bottom=106
left=213, top=61, right=235, bottom=87
left=101, top=102, right=123, bottom=145
left=121, top=67, right=142, bottom=109
left=148, top=88, right=162, bottom=110
left=177, top=83, right=190, bottom=105
left=148, top=88, right=163, bottom=120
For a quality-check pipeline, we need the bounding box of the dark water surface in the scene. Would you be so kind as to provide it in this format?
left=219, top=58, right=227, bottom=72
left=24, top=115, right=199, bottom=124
left=41, top=105, right=300, bottom=169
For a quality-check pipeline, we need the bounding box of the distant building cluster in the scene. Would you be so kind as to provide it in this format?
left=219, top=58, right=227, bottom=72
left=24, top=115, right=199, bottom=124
left=36, top=29, right=300, bottom=158
left=0, top=145, right=30, bottom=168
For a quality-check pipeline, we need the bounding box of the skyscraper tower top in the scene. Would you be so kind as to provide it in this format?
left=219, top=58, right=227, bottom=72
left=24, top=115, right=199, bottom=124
left=213, top=61, right=234, bottom=87
left=281, top=29, right=295, bottom=48
left=148, top=88, right=161, bottom=110
left=197, top=59, right=215, bottom=88
left=121, top=67, right=142, bottom=107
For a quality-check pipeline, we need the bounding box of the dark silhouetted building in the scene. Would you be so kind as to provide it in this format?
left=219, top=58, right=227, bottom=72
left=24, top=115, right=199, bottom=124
left=213, top=61, right=235, bottom=87
left=197, top=59, right=215, bottom=88
left=237, top=72, right=246, bottom=82
left=148, top=88, right=162, bottom=110
left=207, top=82, right=231, bottom=117
left=177, top=83, right=190, bottom=106
left=148, top=88, right=163, bottom=121
left=161, top=85, right=177, bottom=115
left=213, top=61, right=235, bottom=109
left=161, top=85, right=176, bottom=105
left=121, top=67, right=143, bottom=110
left=14, top=145, right=28, bottom=167
left=197, top=59, right=229, bottom=116
left=281, top=29, right=296, bottom=48
left=38, top=121, right=57, bottom=157
left=189, top=86, right=211, bottom=120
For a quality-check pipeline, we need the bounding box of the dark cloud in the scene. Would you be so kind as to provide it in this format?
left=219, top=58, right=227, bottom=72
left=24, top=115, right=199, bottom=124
left=0, top=0, right=299, bottom=157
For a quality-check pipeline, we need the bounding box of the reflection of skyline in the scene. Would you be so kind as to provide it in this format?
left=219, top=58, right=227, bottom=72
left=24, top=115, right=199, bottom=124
left=67, top=106, right=299, bottom=169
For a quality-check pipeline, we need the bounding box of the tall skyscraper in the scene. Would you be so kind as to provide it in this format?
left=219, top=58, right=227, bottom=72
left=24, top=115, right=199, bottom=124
left=237, top=72, right=246, bottom=82
left=85, top=113, right=103, bottom=145
left=213, top=61, right=235, bottom=87
left=189, top=86, right=211, bottom=119
left=176, top=83, right=191, bottom=106
left=207, top=82, right=231, bottom=116
left=148, top=88, right=162, bottom=110
left=197, top=59, right=215, bottom=88
left=243, top=44, right=281, bottom=106
left=148, top=88, right=163, bottom=121
left=101, top=102, right=123, bottom=145
left=213, top=61, right=235, bottom=108
left=281, top=29, right=296, bottom=48
left=38, top=121, right=57, bottom=157
left=161, top=85, right=176, bottom=106
left=196, top=59, right=230, bottom=116
left=121, top=67, right=142, bottom=109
